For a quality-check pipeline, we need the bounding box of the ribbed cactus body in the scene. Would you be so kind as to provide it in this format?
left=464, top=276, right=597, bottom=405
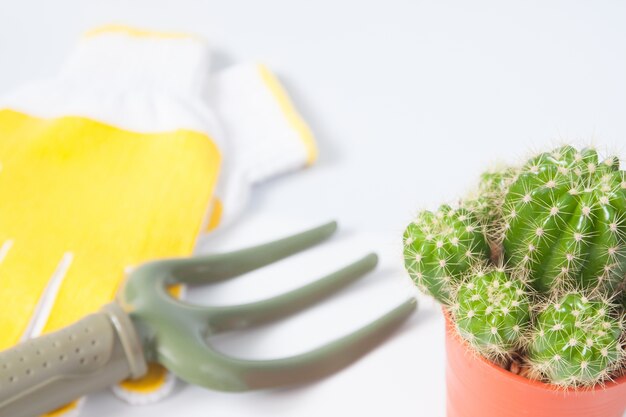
left=455, top=268, right=531, bottom=359
left=502, top=146, right=626, bottom=294
left=527, top=292, right=623, bottom=387
left=403, top=205, right=490, bottom=304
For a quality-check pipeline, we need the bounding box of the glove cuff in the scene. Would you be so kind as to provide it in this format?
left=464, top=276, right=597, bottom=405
left=214, top=63, right=317, bottom=185
left=60, top=25, right=212, bottom=99
left=203, top=63, right=317, bottom=231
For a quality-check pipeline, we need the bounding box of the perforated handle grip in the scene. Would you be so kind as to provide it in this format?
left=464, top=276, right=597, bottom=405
left=0, top=303, right=147, bottom=417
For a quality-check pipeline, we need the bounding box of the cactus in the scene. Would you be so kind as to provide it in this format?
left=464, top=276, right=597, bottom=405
left=501, top=145, right=626, bottom=295
left=463, top=167, right=519, bottom=257
left=454, top=267, right=531, bottom=360
left=527, top=292, right=624, bottom=387
left=402, top=145, right=626, bottom=388
left=403, top=204, right=490, bottom=305
left=464, top=167, right=518, bottom=228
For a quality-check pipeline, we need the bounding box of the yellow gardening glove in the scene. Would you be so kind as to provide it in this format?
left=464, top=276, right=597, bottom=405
left=0, top=25, right=316, bottom=415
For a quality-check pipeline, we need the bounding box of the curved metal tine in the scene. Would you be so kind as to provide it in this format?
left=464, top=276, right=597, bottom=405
left=162, top=298, right=417, bottom=391
left=169, top=221, right=338, bottom=285
left=181, top=253, right=379, bottom=332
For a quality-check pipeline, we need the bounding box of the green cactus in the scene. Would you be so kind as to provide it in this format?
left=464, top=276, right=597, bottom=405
left=403, top=204, right=490, bottom=305
left=463, top=167, right=519, bottom=257
left=454, top=267, right=531, bottom=360
left=464, top=167, right=518, bottom=227
left=527, top=292, right=624, bottom=387
left=501, top=145, right=626, bottom=295
left=402, top=145, right=626, bottom=387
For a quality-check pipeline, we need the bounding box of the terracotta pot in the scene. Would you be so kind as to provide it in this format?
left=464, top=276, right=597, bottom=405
left=444, top=313, right=626, bottom=417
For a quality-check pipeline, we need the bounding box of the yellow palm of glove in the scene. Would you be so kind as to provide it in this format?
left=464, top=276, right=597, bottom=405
left=0, top=110, right=220, bottom=407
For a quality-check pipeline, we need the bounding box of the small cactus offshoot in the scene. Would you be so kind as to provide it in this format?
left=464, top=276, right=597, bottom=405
left=403, top=145, right=626, bottom=387
left=464, top=167, right=518, bottom=246
left=527, top=292, right=624, bottom=387
left=454, top=267, right=531, bottom=361
left=403, top=204, right=490, bottom=305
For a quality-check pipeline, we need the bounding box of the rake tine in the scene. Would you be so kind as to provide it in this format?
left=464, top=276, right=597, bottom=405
left=159, top=297, right=417, bottom=391
left=177, top=253, right=379, bottom=332
left=168, top=221, right=338, bottom=284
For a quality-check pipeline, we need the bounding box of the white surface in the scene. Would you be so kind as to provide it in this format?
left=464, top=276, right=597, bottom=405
left=2, top=1, right=626, bottom=416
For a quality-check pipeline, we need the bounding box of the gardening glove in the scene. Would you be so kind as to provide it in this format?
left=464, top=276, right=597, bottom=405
left=0, top=24, right=317, bottom=416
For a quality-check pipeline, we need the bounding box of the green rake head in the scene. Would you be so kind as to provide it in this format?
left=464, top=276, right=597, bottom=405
left=119, top=222, right=418, bottom=391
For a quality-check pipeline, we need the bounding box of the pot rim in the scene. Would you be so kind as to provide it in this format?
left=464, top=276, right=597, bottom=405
left=443, top=308, right=626, bottom=392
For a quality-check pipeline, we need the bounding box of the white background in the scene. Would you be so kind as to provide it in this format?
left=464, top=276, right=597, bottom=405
left=2, top=1, right=626, bottom=416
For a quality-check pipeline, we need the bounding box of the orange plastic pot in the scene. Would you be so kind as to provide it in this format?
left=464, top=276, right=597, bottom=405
left=444, top=313, right=626, bottom=417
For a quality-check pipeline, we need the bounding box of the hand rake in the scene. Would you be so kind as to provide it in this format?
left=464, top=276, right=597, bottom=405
left=0, top=222, right=417, bottom=417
